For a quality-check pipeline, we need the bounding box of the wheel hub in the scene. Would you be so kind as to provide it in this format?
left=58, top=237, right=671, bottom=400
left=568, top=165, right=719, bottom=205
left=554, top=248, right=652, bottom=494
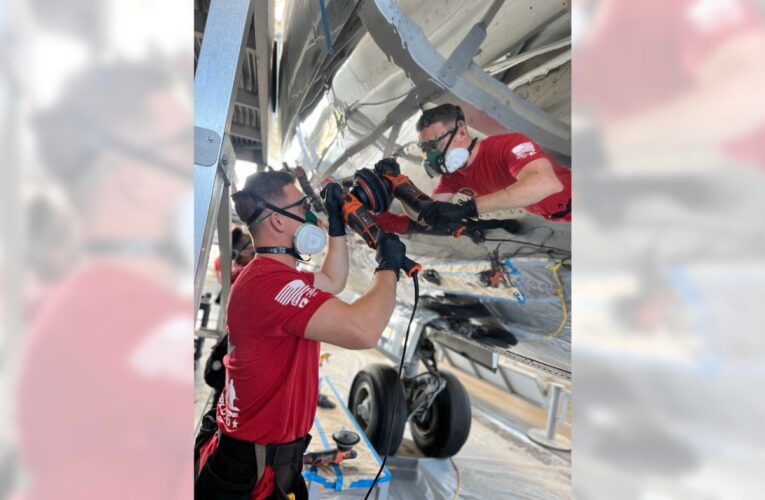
left=353, top=382, right=374, bottom=430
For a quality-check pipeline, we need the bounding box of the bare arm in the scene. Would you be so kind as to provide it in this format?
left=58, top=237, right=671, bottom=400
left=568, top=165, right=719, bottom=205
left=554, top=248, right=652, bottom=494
left=305, top=271, right=397, bottom=349
left=313, top=236, right=349, bottom=294
left=474, top=158, right=563, bottom=214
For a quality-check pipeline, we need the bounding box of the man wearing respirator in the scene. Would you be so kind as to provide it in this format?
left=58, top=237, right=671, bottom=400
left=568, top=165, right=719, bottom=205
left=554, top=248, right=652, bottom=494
left=195, top=170, right=406, bottom=500
left=375, top=103, right=571, bottom=234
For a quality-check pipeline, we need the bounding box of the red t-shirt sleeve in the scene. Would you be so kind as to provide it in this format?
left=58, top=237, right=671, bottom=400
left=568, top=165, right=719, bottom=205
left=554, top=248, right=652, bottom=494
left=267, top=271, right=334, bottom=338
left=431, top=176, right=454, bottom=196
left=373, top=212, right=411, bottom=234
left=502, top=134, right=551, bottom=178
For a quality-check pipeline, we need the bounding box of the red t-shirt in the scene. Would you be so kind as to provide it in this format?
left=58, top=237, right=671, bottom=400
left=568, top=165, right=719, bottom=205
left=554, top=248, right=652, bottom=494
left=214, top=256, right=246, bottom=284
left=198, top=256, right=333, bottom=499
left=433, top=133, right=572, bottom=221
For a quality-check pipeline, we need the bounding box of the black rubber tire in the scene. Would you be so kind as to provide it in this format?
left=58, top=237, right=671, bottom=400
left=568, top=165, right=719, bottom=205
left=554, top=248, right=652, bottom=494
left=348, top=364, right=408, bottom=455
left=410, top=371, right=472, bottom=458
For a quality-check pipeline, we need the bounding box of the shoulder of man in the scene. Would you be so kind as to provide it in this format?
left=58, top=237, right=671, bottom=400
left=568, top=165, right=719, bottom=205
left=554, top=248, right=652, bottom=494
left=231, top=260, right=329, bottom=326
left=231, top=259, right=299, bottom=299
left=484, top=133, right=546, bottom=161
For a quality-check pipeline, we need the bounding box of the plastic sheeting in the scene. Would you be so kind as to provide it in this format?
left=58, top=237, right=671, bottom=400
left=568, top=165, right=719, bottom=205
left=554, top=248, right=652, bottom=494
left=316, top=347, right=571, bottom=499
left=336, top=222, right=572, bottom=374
left=308, top=405, right=571, bottom=500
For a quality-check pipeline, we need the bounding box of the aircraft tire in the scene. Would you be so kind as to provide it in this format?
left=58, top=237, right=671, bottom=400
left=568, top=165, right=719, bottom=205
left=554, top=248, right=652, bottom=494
left=410, top=371, right=471, bottom=458
left=348, top=364, right=408, bottom=455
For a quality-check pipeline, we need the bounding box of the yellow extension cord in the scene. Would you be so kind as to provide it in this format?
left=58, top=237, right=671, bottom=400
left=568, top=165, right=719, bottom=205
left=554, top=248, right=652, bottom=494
left=525, top=259, right=568, bottom=343
left=450, top=457, right=463, bottom=499
left=543, top=260, right=567, bottom=340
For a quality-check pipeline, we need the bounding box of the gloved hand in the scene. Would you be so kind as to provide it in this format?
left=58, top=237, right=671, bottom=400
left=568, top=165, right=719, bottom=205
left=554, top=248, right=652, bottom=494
left=374, top=233, right=406, bottom=278
left=320, top=182, right=346, bottom=237
left=418, top=199, right=478, bottom=226
left=373, top=157, right=401, bottom=178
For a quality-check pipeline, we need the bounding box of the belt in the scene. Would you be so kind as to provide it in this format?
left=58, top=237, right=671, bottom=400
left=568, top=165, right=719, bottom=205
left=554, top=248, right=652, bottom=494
left=216, top=431, right=312, bottom=486
left=549, top=198, right=571, bottom=220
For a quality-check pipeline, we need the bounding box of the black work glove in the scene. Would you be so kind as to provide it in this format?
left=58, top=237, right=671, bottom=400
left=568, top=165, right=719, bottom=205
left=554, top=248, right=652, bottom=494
left=373, top=157, right=401, bottom=177
left=418, top=199, right=478, bottom=226
left=374, top=233, right=406, bottom=278
left=320, top=182, right=346, bottom=237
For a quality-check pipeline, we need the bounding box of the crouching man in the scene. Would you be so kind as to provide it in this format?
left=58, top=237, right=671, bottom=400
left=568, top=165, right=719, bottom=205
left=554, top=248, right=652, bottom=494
left=195, top=171, right=406, bottom=499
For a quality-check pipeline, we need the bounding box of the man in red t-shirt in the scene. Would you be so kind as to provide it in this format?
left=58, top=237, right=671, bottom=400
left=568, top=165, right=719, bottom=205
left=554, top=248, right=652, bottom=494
left=195, top=171, right=407, bottom=499
left=214, top=227, right=255, bottom=285
left=376, top=104, right=571, bottom=233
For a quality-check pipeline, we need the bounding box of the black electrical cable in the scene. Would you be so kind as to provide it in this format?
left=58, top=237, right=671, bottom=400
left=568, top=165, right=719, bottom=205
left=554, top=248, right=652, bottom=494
left=482, top=236, right=570, bottom=257
left=364, top=272, right=419, bottom=499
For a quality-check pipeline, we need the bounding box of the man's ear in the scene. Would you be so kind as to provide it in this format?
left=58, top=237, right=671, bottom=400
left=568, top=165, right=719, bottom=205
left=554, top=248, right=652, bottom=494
left=457, top=120, right=470, bottom=138
left=268, top=211, right=286, bottom=233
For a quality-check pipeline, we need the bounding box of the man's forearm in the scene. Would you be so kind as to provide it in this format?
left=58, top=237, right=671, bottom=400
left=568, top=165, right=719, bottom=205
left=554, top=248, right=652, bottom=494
left=350, top=271, right=397, bottom=342
left=320, top=236, right=349, bottom=290
left=475, top=173, right=562, bottom=214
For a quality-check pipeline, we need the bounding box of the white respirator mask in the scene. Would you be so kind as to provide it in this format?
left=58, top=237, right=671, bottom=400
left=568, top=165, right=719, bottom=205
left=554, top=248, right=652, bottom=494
left=444, top=147, right=471, bottom=173
left=292, top=221, right=327, bottom=255
left=246, top=195, right=327, bottom=260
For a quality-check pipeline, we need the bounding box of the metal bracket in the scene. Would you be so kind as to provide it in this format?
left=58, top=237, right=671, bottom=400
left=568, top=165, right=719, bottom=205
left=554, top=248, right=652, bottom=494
left=195, top=126, right=222, bottom=166
left=220, top=134, right=237, bottom=186
left=382, top=122, right=402, bottom=157
left=438, top=0, right=503, bottom=86
left=430, top=329, right=500, bottom=372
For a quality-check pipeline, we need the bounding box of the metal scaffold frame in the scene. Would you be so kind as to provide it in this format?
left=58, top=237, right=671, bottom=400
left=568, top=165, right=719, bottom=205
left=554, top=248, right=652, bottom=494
left=194, top=0, right=273, bottom=315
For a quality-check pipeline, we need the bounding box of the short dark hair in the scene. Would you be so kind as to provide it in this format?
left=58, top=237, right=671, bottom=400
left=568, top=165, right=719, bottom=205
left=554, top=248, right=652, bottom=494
left=232, top=170, right=295, bottom=226
left=416, top=103, right=466, bottom=132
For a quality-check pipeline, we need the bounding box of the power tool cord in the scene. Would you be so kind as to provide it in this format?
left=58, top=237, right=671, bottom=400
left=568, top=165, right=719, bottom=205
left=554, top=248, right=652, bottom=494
left=364, top=272, right=420, bottom=499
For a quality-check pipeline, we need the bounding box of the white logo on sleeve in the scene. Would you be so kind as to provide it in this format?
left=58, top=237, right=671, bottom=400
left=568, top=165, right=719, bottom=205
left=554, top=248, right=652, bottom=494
left=275, top=279, right=319, bottom=308
left=512, top=142, right=537, bottom=160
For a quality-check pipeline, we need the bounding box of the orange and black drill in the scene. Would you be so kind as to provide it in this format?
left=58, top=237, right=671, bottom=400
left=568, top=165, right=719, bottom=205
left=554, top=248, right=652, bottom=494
left=340, top=167, right=422, bottom=277
left=372, top=159, right=466, bottom=238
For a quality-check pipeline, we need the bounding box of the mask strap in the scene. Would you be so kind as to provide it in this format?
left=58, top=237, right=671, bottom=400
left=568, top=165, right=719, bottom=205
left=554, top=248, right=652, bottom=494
left=468, top=137, right=478, bottom=153
left=255, top=246, right=310, bottom=262
left=437, top=125, right=463, bottom=174
left=245, top=200, right=308, bottom=226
